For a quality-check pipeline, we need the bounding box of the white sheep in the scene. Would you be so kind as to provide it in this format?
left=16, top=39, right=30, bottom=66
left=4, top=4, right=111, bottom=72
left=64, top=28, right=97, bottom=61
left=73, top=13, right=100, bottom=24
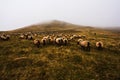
left=19, top=34, right=25, bottom=39
left=55, top=38, right=63, bottom=45
left=96, top=41, right=103, bottom=50
left=41, top=38, right=47, bottom=45
left=63, top=37, right=68, bottom=45
left=27, top=35, right=33, bottom=40
left=0, top=34, right=10, bottom=40
left=41, top=36, right=51, bottom=45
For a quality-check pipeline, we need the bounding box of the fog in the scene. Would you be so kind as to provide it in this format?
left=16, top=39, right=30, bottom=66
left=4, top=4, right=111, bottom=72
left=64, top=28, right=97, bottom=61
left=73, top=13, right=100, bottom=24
left=0, top=0, right=120, bottom=31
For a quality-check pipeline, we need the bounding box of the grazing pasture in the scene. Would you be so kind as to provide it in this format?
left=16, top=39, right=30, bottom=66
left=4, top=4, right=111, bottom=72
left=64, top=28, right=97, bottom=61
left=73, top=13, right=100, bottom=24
left=0, top=24, right=120, bottom=80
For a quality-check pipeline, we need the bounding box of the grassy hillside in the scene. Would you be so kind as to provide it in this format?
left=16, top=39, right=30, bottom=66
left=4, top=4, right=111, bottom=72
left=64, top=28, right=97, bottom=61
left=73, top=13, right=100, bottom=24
left=0, top=21, right=120, bottom=80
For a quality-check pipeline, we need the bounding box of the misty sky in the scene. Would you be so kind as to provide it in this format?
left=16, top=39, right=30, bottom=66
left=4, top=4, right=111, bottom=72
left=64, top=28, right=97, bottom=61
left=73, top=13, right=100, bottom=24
left=0, top=0, right=120, bottom=31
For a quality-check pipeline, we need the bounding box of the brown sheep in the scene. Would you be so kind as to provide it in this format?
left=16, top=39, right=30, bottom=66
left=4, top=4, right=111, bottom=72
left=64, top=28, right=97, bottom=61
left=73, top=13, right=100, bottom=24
left=78, top=40, right=90, bottom=51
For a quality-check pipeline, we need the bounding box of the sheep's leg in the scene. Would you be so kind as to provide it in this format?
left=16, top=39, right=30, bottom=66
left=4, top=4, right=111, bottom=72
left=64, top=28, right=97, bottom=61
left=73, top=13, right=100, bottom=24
left=81, top=46, right=84, bottom=50
left=87, top=46, right=90, bottom=51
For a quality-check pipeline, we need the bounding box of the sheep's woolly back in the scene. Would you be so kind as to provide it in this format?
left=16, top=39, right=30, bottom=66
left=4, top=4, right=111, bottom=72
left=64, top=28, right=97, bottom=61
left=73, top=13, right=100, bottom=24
left=80, top=41, right=90, bottom=47
left=0, top=34, right=10, bottom=40
left=0, top=35, right=6, bottom=39
left=78, top=39, right=83, bottom=42
left=77, top=39, right=83, bottom=45
left=27, top=35, right=33, bottom=40
left=20, top=35, right=25, bottom=39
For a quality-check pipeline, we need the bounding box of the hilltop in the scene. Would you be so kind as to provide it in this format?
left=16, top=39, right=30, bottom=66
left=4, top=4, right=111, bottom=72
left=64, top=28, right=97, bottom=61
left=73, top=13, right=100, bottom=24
left=1, top=20, right=119, bottom=33
left=0, top=20, right=120, bottom=33
left=10, top=20, right=83, bottom=33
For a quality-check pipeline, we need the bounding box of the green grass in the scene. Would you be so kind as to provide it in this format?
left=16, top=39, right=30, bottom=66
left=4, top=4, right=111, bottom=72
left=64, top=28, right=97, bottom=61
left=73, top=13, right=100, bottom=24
left=0, top=30, right=120, bottom=80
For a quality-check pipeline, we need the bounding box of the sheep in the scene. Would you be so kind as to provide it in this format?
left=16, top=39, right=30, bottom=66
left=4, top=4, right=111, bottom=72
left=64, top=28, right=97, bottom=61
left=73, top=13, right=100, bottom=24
left=27, top=35, right=33, bottom=40
left=0, top=34, right=10, bottom=41
left=41, top=36, right=50, bottom=45
left=69, top=34, right=81, bottom=41
left=41, top=36, right=55, bottom=45
left=52, top=36, right=57, bottom=44
left=49, top=36, right=55, bottom=44
left=0, top=35, right=7, bottom=40
left=55, top=38, right=63, bottom=45
left=41, top=38, right=47, bottom=45
left=6, top=35, right=10, bottom=40
left=33, top=39, right=40, bottom=48
left=24, top=34, right=28, bottom=38
left=78, top=40, right=90, bottom=51
left=77, top=39, right=83, bottom=45
left=96, top=41, right=103, bottom=50
left=19, top=34, right=25, bottom=39
left=62, top=37, right=68, bottom=45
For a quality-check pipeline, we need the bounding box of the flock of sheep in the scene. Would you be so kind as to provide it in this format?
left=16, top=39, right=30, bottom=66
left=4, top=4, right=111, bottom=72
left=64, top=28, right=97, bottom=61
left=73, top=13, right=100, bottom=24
left=0, top=32, right=104, bottom=51
left=0, top=33, right=10, bottom=41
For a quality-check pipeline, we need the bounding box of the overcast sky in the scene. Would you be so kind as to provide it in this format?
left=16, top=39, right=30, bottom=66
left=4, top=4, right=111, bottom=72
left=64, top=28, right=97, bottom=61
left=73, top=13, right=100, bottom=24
left=0, top=0, right=120, bottom=31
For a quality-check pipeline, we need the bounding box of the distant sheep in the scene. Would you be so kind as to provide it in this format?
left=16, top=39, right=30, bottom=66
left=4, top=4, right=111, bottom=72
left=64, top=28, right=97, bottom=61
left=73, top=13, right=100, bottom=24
left=27, top=35, right=33, bottom=40
left=0, top=34, right=10, bottom=41
left=96, top=41, right=103, bottom=50
left=19, top=34, right=25, bottom=39
left=0, top=35, right=7, bottom=40
left=33, top=39, right=40, bottom=48
left=6, top=35, right=10, bottom=40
